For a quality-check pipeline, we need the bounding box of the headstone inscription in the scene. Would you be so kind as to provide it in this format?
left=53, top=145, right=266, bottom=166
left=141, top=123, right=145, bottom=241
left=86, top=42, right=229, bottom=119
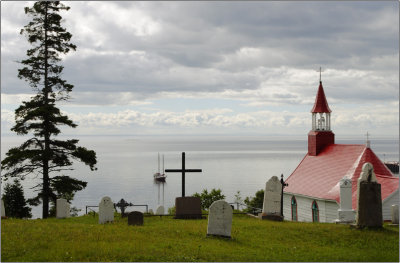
left=260, top=176, right=283, bottom=221
left=56, top=198, right=70, bottom=219
left=99, top=196, right=114, bottom=224
left=356, top=162, right=382, bottom=228
left=155, top=205, right=165, bottom=215
left=207, top=200, right=232, bottom=238
left=391, top=205, right=399, bottom=225
left=128, top=211, right=144, bottom=226
left=1, top=199, right=6, bottom=218
left=335, top=178, right=355, bottom=223
left=175, top=196, right=202, bottom=219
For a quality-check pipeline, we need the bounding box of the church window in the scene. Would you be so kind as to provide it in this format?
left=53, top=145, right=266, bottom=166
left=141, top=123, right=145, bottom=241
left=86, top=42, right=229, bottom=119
left=312, top=201, right=319, bottom=222
left=291, top=196, right=297, bottom=221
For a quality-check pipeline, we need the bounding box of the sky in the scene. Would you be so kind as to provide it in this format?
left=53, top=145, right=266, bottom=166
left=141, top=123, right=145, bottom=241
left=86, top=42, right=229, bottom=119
left=1, top=1, right=399, bottom=139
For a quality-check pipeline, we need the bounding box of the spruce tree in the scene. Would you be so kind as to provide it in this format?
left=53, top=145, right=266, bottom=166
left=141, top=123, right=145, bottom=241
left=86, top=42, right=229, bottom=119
left=1, top=1, right=97, bottom=219
left=2, top=179, right=32, bottom=219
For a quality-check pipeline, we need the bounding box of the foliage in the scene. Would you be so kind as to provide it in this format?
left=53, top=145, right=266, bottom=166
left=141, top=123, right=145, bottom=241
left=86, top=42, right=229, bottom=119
left=243, top=189, right=264, bottom=213
left=1, top=1, right=97, bottom=218
left=1, top=215, right=398, bottom=262
left=2, top=179, right=32, bottom=218
left=193, top=188, right=225, bottom=210
left=168, top=206, right=176, bottom=215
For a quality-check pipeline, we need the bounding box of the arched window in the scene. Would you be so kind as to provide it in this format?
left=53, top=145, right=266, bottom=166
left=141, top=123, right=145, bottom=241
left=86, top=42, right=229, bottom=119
left=312, top=201, right=319, bottom=222
left=291, top=196, right=297, bottom=221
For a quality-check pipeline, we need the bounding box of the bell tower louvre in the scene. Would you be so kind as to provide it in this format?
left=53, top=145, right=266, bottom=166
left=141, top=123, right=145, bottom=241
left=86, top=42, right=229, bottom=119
left=308, top=81, right=335, bottom=156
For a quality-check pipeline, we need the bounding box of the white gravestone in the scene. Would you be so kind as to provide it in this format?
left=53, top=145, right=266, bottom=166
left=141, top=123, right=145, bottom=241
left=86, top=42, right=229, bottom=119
left=1, top=199, right=5, bottom=217
left=356, top=162, right=377, bottom=206
left=207, top=200, right=232, bottom=238
left=391, top=205, right=399, bottom=224
left=99, top=196, right=114, bottom=224
left=335, top=178, right=355, bottom=223
left=56, top=198, right=70, bottom=219
left=155, top=205, right=164, bottom=215
left=262, top=176, right=282, bottom=215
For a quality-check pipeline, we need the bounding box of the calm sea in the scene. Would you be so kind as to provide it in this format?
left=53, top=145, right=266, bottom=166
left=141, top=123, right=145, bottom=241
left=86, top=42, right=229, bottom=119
left=1, top=135, right=398, bottom=218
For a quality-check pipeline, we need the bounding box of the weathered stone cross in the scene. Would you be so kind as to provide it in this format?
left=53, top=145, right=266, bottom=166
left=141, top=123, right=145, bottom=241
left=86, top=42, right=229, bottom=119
left=165, top=152, right=202, bottom=197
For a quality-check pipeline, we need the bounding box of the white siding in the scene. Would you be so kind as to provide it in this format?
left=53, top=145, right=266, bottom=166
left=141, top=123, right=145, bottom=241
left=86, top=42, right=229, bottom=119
left=382, top=190, right=399, bottom=221
left=283, top=193, right=339, bottom=223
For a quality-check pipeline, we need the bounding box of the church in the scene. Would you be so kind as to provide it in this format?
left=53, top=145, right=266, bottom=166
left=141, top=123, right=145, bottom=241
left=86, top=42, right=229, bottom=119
left=282, top=81, right=399, bottom=223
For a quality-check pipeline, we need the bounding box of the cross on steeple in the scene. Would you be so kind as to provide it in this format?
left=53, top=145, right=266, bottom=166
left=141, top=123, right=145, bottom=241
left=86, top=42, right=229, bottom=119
left=316, top=67, right=325, bottom=82
left=365, top=131, right=371, bottom=148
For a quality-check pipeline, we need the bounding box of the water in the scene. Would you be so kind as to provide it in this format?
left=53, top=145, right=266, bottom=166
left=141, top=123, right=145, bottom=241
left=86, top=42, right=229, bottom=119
left=1, top=135, right=398, bottom=218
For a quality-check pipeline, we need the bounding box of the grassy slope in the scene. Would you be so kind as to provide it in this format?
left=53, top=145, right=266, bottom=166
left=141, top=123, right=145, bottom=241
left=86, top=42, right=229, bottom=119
left=1, top=214, right=398, bottom=262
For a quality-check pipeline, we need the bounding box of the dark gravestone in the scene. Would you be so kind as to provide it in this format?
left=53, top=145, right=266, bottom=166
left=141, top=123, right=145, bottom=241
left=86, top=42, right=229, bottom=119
left=356, top=182, right=383, bottom=228
left=175, top=196, right=202, bottom=219
left=128, top=211, right=143, bottom=226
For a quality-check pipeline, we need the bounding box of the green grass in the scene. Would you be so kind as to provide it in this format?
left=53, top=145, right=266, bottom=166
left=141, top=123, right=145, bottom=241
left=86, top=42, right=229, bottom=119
left=1, top=214, right=399, bottom=262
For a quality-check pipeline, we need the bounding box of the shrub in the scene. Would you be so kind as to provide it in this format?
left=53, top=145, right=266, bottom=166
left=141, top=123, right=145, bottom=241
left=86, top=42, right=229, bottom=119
left=193, top=188, right=225, bottom=210
left=244, top=189, right=264, bottom=213
left=2, top=179, right=32, bottom=218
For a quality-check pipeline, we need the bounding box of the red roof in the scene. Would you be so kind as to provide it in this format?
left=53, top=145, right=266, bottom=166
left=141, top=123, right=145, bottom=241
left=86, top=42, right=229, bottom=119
left=284, top=144, right=398, bottom=209
left=311, top=82, right=332, bottom=113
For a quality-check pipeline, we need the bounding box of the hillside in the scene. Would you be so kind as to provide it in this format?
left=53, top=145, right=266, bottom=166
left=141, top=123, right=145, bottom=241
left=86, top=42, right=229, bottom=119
left=1, top=214, right=398, bottom=262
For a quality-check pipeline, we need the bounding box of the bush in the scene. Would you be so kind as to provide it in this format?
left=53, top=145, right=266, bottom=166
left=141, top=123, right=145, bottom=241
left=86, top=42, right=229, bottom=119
left=192, top=188, right=225, bottom=210
left=2, top=179, right=32, bottom=218
left=244, top=189, right=264, bottom=213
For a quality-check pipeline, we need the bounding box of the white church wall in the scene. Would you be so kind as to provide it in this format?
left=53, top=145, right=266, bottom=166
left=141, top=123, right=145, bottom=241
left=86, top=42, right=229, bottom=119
left=382, top=189, right=399, bottom=221
left=284, top=193, right=339, bottom=223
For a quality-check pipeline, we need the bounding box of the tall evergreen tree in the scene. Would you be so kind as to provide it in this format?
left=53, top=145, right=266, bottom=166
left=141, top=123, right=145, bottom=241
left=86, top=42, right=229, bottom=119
left=1, top=1, right=97, bottom=219
left=2, top=179, right=32, bottom=219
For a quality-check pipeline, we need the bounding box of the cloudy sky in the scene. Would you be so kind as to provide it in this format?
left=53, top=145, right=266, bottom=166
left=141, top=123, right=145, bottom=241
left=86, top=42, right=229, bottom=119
left=1, top=1, right=399, bottom=138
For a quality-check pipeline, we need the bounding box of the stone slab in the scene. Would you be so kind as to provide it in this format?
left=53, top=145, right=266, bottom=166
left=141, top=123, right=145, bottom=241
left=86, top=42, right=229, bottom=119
left=99, top=196, right=114, bottom=224
left=175, top=196, right=203, bottom=219
left=207, top=200, right=232, bottom=238
left=56, top=198, right=70, bottom=219
left=155, top=205, right=165, bottom=215
left=258, top=213, right=283, bottom=221
left=392, top=204, right=399, bottom=224
left=128, top=211, right=143, bottom=226
left=262, top=176, right=282, bottom=215
left=356, top=182, right=382, bottom=228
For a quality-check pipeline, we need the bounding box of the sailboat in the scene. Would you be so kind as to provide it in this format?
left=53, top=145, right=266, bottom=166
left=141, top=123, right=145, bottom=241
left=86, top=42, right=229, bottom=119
left=154, top=153, right=167, bottom=182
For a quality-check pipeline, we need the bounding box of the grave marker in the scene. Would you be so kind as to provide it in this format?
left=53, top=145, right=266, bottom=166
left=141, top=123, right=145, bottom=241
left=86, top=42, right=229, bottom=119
left=56, top=198, right=70, bottom=219
left=260, top=176, right=283, bottom=221
left=99, top=196, right=114, bottom=224
left=207, top=200, right=232, bottom=238
left=175, top=196, right=202, bottom=219
left=128, top=211, right=144, bottom=226
left=155, top=205, right=165, bottom=215
left=335, top=178, right=356, bottom=223
left=356, top=162, right=382, bottom=228
left=391, top=205, right=399, bottom=225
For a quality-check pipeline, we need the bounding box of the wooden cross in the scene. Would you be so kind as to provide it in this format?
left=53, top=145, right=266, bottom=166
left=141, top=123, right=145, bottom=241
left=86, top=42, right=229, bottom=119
left=165, top=152, right=202, bottom=197
left=280, top=174, right=288, bottom=217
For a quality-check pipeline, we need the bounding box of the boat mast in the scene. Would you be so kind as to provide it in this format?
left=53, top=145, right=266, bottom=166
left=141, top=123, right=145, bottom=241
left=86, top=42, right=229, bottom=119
left=162, top=154, right=165, bottom=174
left=158, top=152, right=160, bottom=173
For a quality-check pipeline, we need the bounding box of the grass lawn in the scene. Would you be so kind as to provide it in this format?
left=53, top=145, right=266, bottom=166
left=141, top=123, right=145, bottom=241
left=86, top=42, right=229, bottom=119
left=1, top=214, right=398, bottom=262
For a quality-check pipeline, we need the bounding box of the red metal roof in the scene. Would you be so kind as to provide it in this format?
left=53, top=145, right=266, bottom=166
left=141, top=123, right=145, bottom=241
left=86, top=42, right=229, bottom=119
left=311, top=82, right=332, bottom=113
left=284, top=144, right=398, bottom=209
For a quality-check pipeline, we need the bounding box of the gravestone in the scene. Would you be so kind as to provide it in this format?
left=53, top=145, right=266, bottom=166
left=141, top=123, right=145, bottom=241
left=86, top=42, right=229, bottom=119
left=148, top=209, right=154, bottom=215
left=260, top=176, right=283, bottom=221
left=1, top=199, right=5, bottom=218
left=207, top=200, right=232, bottom=238
left=175, top=196, right=202, bottom=219
left=99, top=196, right=114, bottom=224
left=335, top=178, right=355, bottom=223
left=128, top=211, right=143, bottom=226
left=56, top=198, right=70, bottom=219
left=356, top=162, right=382, bottom=228
left=391, top=205, right=399, bottom=224
left=155, top=205, right=165, bottom=215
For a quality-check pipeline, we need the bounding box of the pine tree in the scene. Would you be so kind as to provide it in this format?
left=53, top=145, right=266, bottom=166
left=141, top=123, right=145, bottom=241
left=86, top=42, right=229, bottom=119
left=1, top=1, right=97, bottom=219
left=2, top=179, right=32, bottom=219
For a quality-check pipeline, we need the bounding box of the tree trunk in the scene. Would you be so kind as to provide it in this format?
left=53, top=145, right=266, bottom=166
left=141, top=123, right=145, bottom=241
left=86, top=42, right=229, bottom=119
left=42, top=2, right=50, bottom=219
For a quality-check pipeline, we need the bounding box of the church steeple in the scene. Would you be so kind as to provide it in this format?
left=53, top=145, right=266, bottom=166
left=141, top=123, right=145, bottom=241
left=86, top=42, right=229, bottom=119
left=311, top=81, right=332, bottom=131
left=308, top=81, right=335, bottom=156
